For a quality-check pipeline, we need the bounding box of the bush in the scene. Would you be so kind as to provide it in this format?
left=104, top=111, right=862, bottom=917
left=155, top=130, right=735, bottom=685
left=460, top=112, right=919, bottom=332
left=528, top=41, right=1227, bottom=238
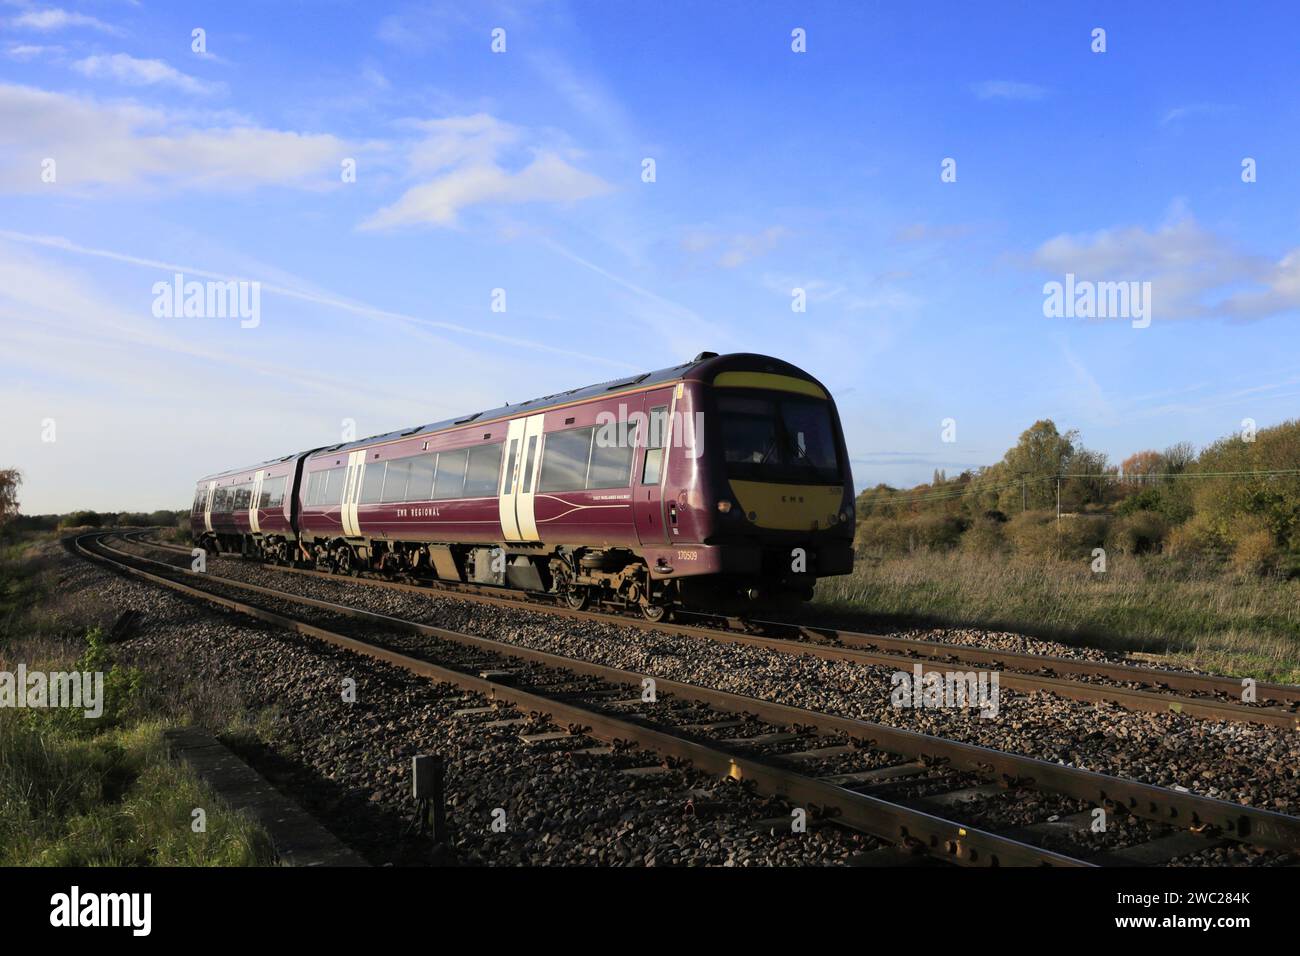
left=1004, top=511, right=1107, bottom=560
left=1232, top=530, right=1280, bottom=577
left=855, top=514, right=965, bottom=556
left=1107, top=512, right=1169, bottom=556
left=58, top=511, right=103, bottom=529
left=961, top=516, right=1007, bottom=556
left=1164, top=513, right=1222, bottom=559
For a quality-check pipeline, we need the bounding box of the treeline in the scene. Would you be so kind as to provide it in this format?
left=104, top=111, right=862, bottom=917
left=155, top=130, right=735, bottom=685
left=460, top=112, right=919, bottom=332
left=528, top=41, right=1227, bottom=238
left=854, top=418, right=1300, bottom=577
left=5, top=510, right=186, bottom=533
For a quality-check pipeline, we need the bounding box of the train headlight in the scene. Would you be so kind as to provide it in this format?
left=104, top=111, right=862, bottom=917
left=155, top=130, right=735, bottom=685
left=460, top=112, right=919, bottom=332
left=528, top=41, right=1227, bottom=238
left=827, top=513, right=838, bottom=525
left=717, top=500, right=733, bottom=514
left=839, top=511, right=848, bottom=523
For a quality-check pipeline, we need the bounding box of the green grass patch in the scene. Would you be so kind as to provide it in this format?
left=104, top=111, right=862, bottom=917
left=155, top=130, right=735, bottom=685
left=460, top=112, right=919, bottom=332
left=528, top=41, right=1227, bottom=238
left=0, top=531, right=276, bottom=866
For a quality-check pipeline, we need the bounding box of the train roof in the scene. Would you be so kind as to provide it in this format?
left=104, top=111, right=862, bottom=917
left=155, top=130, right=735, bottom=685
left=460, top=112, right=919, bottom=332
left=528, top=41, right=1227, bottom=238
left=197, top=352, right=821, bottom=481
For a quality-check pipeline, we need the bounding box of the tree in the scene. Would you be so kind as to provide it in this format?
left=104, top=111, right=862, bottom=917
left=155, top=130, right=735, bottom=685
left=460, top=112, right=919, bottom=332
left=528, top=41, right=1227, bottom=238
left=1163, top=441, right=1196, bottom=474
left=995, top=420, right=1077, bottom=512
left=0, top=469, right=20, bottom=527
left=1122, top=450, right=1164, bottom=484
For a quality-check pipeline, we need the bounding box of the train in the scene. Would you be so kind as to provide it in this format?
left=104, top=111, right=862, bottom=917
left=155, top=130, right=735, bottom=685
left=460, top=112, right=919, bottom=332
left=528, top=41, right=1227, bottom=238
left=189, top=352, right=854, bottom=619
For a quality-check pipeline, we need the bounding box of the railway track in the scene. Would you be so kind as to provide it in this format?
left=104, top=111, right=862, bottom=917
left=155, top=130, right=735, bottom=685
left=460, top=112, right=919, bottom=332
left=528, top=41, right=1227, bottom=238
left=127, top=531, right=1300, bottom=729
left=75, top=531, right=1300, bottom=866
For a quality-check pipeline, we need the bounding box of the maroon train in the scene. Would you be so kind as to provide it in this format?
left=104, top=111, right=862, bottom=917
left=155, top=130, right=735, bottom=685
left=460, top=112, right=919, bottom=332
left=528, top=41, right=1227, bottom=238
left=190, top=352, right=854, bottom=619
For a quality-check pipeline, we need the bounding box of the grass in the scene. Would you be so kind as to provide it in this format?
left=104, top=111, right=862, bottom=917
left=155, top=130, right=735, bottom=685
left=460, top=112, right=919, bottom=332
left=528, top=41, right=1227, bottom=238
left=0, top=529, right=276, bottom=866
left=815, top=549, right=1300, bottom=683
left=0, top=715, right=273, bottom=865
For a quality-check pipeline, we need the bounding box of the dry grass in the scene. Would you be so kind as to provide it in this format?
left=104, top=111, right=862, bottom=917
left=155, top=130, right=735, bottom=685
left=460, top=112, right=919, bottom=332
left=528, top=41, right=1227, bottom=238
left=816, top=549, right=1300, bottom=683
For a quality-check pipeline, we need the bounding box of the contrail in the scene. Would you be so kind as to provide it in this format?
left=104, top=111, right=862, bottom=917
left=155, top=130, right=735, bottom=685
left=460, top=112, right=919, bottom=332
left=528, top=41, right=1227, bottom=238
left=0, top=229, right=638, bottom=370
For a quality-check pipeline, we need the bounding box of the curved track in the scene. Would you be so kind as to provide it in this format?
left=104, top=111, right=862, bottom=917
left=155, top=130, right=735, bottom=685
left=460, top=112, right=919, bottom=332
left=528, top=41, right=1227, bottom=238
left=75, top=531, right=1300, bottom=866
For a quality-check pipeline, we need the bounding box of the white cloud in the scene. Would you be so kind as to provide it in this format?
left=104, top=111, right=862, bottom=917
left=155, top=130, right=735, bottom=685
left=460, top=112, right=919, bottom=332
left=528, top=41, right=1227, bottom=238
left=972, top=80, right=1048, bottom=102
left=7, top=43, right=62, bottom=59
left=72, top=53, right=224, bottom=96
left=11, top=6, right=120, bottom=34
left=1031, top=214, right=1300, bottom=321
left=360, top=114, right=611, bottom=230
left=0, top=83, right=345, bottom=192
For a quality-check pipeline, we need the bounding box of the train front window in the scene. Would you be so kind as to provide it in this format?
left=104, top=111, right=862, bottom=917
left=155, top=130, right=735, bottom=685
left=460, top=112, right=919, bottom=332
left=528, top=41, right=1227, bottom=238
left=718, top=392, right=841, bottom=484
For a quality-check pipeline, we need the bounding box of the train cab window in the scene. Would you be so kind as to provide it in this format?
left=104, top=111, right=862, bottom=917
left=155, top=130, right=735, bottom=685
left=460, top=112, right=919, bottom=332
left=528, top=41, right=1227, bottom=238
left=464, top=443, right=503, bottom=497
left=641, top=406, right=668, bottom=485
left=588, top=421, right=635, bottom=488
left=539, top=427, right=593, bottom=492
left=381, top=459, right=411, bottom=503
left=433, top=448, right=468, bottom=500
left=407, top=453, right=438, bottom=501
left=360, top=461, right=386, bottom=504
left=718, top=393, right=841, bottom=484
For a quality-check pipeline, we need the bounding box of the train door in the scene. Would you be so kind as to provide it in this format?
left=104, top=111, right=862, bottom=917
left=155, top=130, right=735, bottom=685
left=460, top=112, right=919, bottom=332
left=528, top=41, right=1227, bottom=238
left=634, top=388, right=675, bottom=546
left=340, top=451, right=364, bottom=537
left=203, top=480, right=216, bottom=533
left=499, top=414, right=545, bottom=542
left=249, top=470, right=265, bottom=534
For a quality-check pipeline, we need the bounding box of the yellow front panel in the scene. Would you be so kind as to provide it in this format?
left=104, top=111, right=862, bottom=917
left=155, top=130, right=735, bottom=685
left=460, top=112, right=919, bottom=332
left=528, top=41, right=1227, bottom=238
left=712, top=372, right=827, bottom=399
left=728, top=481, right=844, bottom=531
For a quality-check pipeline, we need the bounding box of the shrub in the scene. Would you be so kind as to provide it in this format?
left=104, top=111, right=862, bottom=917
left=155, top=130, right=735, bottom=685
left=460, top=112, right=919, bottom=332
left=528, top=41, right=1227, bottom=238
left=906, top=514, right=965, bottom=551
left=961, top=516, right=1007, bottom=556
left=1164, top=513, right=1224, bottom=560
left=1231, top=530, right=1280, bottom=577
left=1004, top=511, right=1107, bottom=560
left=1107, top=511, right=1169, bottom=556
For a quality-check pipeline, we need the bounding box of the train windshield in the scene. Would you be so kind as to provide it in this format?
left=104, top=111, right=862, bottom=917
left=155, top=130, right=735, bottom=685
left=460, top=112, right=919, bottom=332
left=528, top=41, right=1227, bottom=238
left=718, top=392, right=842, bottom=484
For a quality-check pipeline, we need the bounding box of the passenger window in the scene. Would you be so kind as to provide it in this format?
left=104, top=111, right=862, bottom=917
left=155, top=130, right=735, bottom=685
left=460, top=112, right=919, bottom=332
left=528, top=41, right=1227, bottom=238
left=305, top=471, right=323, bottom=506
left=642, top=406, right=668, bottom=485
left=323, top=467, right=346, bottom=505
left=433, top=448, right=468, bottom=500
left=360, top=462, right=386, bottom=504
left=538, top=427, right=592, bottom=492
left=407, top=453, right=438, bottom=501
left=264, top=476, right=286, bottom=509
left=588, top=421, right=634, bottom=489
left=381, top=459, right=411, bottom=503
left=464, top=443, right=503, bottom=497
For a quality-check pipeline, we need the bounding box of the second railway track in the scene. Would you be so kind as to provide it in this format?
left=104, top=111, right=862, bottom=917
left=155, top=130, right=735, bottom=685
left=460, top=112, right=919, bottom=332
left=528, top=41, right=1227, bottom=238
left=76, top=531, right=1300, bottom=866
left=126, top=530, right=1300, bottom=729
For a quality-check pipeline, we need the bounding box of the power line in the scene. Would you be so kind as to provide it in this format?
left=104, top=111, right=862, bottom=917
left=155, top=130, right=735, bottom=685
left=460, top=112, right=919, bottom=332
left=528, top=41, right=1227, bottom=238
left=858, top=467, right=1300, bottom=507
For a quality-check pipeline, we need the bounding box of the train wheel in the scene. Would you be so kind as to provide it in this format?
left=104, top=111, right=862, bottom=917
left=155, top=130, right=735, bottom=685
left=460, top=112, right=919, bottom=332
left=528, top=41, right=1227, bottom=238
left=640, top=603, right=669, bottom=623
left=564, top=588, right=588, bottom=611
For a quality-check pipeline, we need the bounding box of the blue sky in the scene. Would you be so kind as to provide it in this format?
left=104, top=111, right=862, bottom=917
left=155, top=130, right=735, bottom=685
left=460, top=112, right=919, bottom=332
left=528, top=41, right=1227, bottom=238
left=3, top=0, right=1299, bottom=512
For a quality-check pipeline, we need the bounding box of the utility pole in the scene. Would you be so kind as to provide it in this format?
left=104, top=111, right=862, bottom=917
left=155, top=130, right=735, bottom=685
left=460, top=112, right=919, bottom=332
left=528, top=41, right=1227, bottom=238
left=1056, top=476, right=1061, bottom=526
left=1020, top=474, right=1027, bottom=512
